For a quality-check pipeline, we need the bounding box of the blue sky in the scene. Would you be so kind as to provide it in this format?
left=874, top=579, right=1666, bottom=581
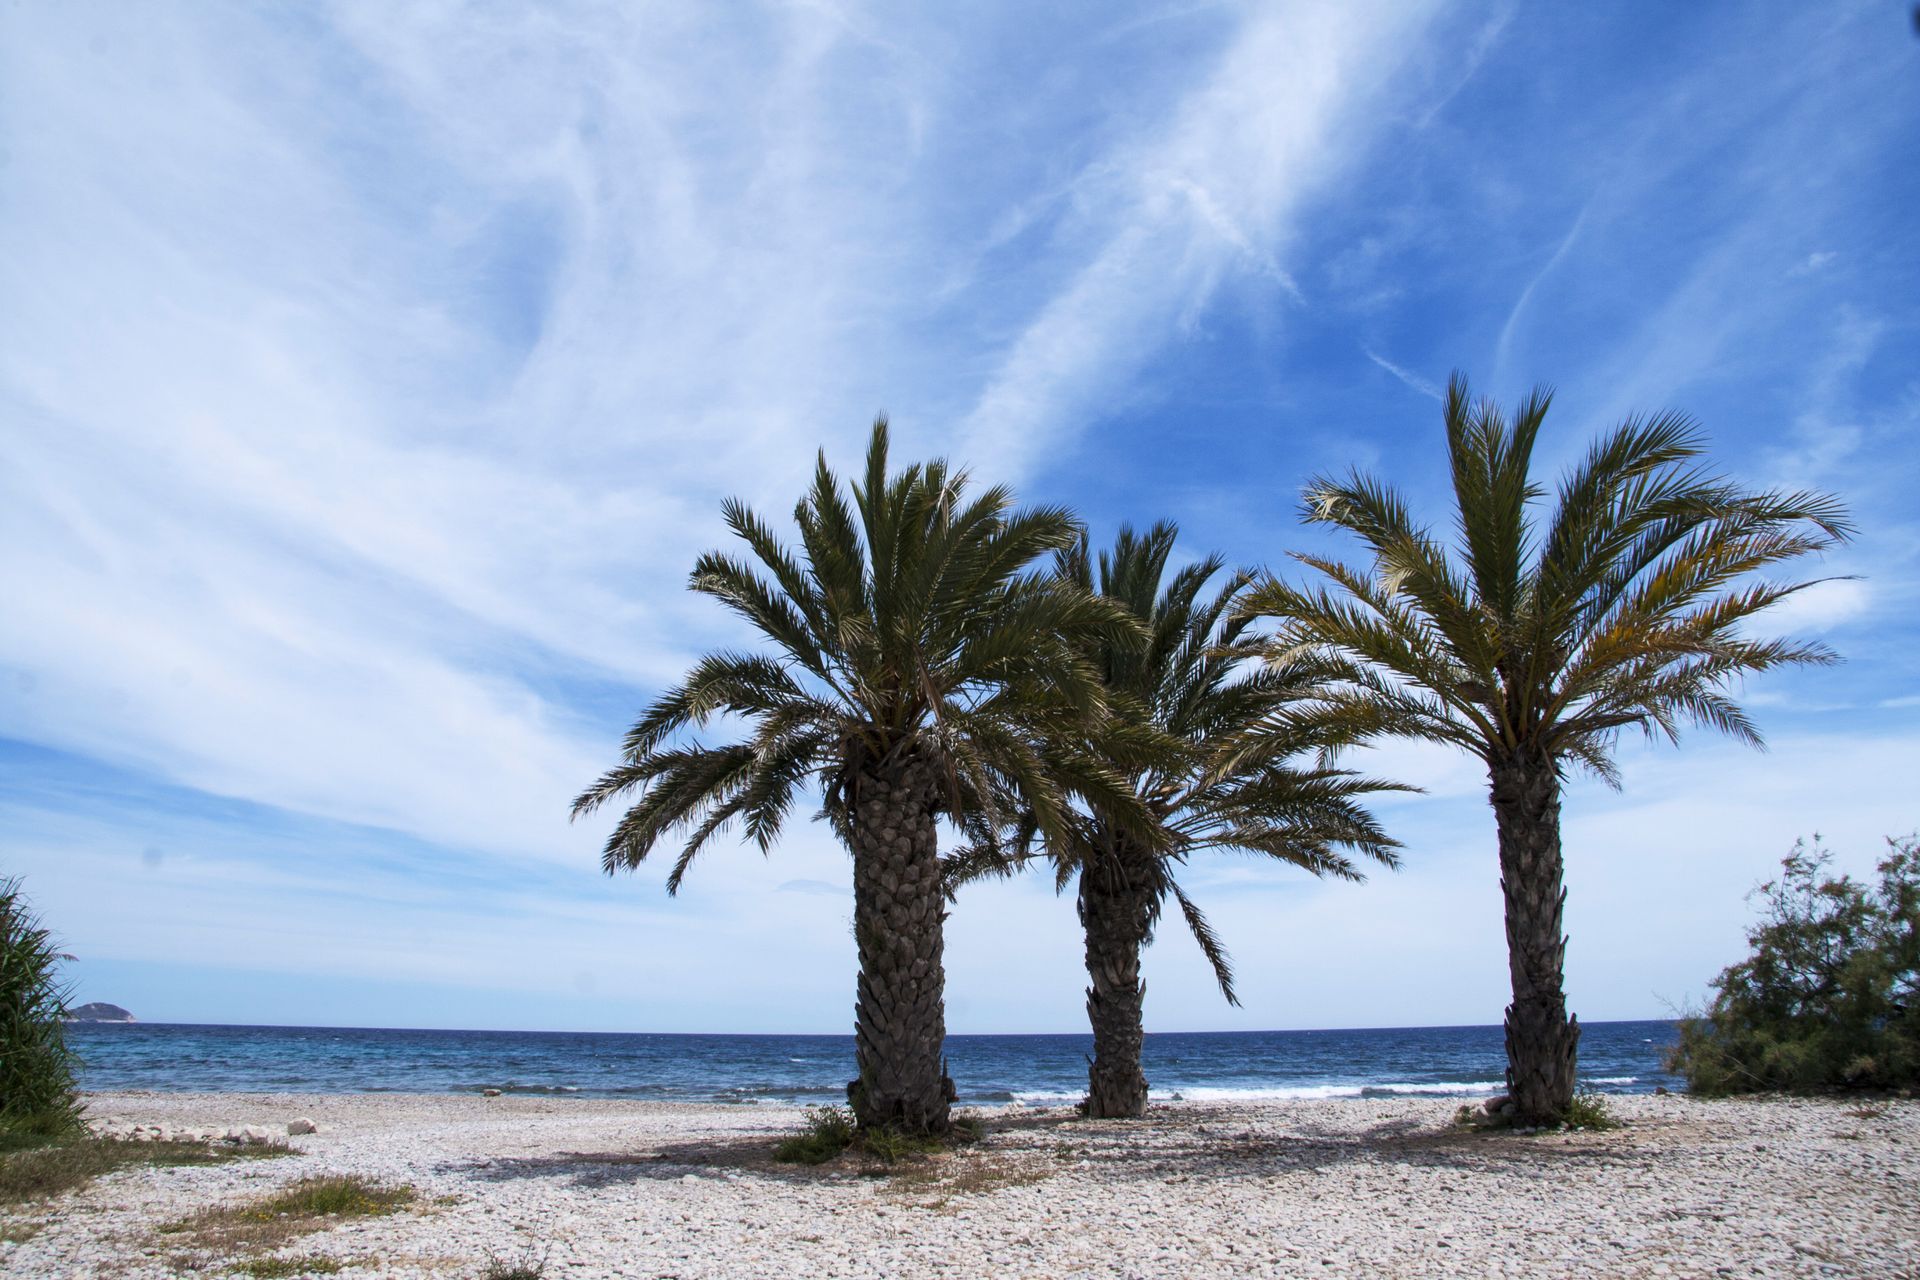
left=2, top=2, right=1915, bottom=1035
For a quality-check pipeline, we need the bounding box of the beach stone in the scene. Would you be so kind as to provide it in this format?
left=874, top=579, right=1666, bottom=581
left=45, top=1091, right=1920, bottom=1280
left=1482, top=1095, right=1511, bottom=1115
left=287, top=1117, right=318, bottom=1135
left=240, top=1125, right=273, bottom=1145
left=482, top=1088, right=503, bottom=1097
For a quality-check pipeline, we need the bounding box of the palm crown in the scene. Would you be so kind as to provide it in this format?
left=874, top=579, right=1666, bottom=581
left=572, top=420, right=1140, bottom=884
left=1245, top=376, right=1853, bottom=777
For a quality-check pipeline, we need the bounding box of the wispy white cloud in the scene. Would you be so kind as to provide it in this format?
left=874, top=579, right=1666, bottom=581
left=1365, top=349, right=1445, bottom=401
left=955, top=1, right=1446, bottom=479
left=1787, top=250, right=1838, bottom=278
left=1491, top=201, right=1590, bottom=386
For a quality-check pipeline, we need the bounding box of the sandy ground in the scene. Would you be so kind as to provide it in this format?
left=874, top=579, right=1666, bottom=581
left=2, top=1091, right=1915, bottom=1279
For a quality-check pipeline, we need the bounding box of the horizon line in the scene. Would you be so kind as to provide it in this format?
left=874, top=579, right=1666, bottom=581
left=72, top=1015, right=1681, bottom=1038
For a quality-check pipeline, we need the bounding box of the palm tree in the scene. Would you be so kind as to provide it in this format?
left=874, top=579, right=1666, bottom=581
left=1241, top=375, right=1852, bottom=1124
left=573, top=421, right=1140, bottom=1136
left=952, top=523, right=1404, bottom=1118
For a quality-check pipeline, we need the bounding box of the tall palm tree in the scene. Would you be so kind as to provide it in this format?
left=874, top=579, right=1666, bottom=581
left=1241, top=376, right=1852, bottom=1124
left=573, top=421, right=1140, bottom=1136
left=953, top=523, right=1404, bottom=1118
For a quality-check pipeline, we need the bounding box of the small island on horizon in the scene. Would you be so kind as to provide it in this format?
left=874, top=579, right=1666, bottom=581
left=65, top=1002, right=134, bottom=1023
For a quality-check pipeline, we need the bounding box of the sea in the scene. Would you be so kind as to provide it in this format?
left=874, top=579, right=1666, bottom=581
left=69, top=1019, right=1680, bottom=1105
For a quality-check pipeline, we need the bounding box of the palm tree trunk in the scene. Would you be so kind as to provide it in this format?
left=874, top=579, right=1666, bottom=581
left=1489, top=754, right=1580, bottom=1125
left=848, top=757, right=953, bottom=1136
left=1080, top=838, right=1155, bottom=1119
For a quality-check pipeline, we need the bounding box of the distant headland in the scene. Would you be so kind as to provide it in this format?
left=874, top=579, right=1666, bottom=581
left=66, top=1002, right=135, bottom=1023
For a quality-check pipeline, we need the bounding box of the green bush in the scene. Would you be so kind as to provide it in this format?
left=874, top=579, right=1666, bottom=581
left=772, top=1106, right=856, bottom=1165
left=1668, top=835, right=1918, bottom=1094
left=1560, top=1093, right=1621, bottom=1131
left=0, top=878, right=83, bottom=1139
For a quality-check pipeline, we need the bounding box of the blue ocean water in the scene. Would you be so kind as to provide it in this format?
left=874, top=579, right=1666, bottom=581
left=69, top=1019, right=1680, bottom=1104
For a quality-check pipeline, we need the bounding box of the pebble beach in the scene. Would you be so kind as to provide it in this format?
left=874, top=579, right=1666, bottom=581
left=4, top=1091, right=1915, bottom=1279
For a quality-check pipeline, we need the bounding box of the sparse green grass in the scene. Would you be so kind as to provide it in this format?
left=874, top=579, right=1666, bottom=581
left=0, top=1136, right=288, bottom=1205
left=773, top=1106, right=855, bottom=1165
left=949, top=1110, right=986, bottom=1142
left=1, top=1219, right=42, bottom=1244
left=158, top=1175, right=416, bottom=1259
left=1452, top=1092, right=1621, bottom=1133
left=857, top=1125, right=944, bottom=1165
left=774, top=1105, right=987, bottom=1168
left=252, top=1177, right=414, bottom=1218
left=883, top=1153, right=1051, bottom=1211
left=231, top=1256, right=343, bottom=1277
left=479, top=1253, right=547, bottom=1280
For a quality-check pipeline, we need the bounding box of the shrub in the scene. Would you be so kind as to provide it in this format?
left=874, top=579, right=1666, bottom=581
left=771, top=1105, right=963, bottom=1166
left=1668, top=835, right=1919, bottom=1094
left=1560, top=1093, right=1620, bottom=1131
left=772, top=1106, right=855, bottom=1165
left=0, top=879, right=83, bottom=1140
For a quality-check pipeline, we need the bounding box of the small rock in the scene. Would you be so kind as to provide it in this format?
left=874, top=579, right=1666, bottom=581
left=287, top=1117, right=318, bottom=1135
left=1482, top=1095, right=1511, bottom=1116
left=240, top=1125, right=273, bottom=1145
left=482, top=1088, right=503, bottom=1098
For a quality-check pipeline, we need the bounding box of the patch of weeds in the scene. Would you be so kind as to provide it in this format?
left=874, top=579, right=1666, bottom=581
left=0, top=1137, right=289, bottom=1205
left=857, top=1125, right=943, bottom=1165
left=949, top=1110, right=986, bottom=1143
left=885, top=1155, right=1051, bottom=1211
left=231, top=1256, right=343, bottom=1277
left=774, top=1106, right=982, bottom=1168
left=1, top=1219, right=43, bottom=1244
left=479, top=1247, right=548, bottom=1280
left=160, top=1176, right=416, bottom=1257
left=0, top=1129, right=61, bottom=1157
left=1560, top=1093, right=1621, bottom=1132
left=1452, top=1094, right=1620, bottom=1134
left=255, top=1178, right=413, bottom=1218
left=1844, top=1104, right=1888, bottom=1120
left=773, top=1106, right=855, bottom=1166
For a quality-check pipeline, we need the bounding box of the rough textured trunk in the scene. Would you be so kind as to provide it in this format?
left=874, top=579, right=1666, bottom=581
left=1080, top=837, right=1155, bottom=1119
left=847, top=757, right=953, bottom=1135
left=1490, top=753, right=1580, bottom=1125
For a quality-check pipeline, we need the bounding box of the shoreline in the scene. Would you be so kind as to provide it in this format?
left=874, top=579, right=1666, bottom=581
left=4, top=1091, right=1914, bottom=1277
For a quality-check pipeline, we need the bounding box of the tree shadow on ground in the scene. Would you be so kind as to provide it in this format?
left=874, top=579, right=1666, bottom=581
left=457, top=1131, right=882, bottom=1189
left=980, top=1103, right=1667, bottom=1185
left=453, top=1103, right=1671, bottom=1192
